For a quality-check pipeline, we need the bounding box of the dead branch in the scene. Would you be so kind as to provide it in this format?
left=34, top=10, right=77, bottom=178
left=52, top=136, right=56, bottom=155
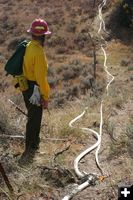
left=0, top=134, right=24, bottom=139
left=17, top=193, right=25, bottom=200
left=0, top=162, right=14, bottom=193
left=0, top=134, right=68, bottom=142
left=9, top=99, right=28, bottom=117
left=0, top=187, right=13, bottom=200
left=43, top=137, right=68, bottom=142
left=53, top=143, right=71, bottom=166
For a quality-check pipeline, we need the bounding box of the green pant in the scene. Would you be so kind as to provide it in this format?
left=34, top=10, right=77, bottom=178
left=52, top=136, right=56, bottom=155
left=22, top=86, right=43, bottom=152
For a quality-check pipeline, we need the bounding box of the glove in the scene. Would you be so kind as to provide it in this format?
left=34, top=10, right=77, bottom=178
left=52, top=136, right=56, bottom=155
left=41, top=99, right=48, bottom=109
left=29, top=85, right=41, bottom=106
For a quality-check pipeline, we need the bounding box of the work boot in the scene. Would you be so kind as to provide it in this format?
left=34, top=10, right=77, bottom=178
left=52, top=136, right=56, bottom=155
left=18, top=149, right=36, bottom=166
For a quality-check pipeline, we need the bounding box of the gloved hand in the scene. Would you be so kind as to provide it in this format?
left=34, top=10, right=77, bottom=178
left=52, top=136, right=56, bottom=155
left=41, top=99, right=48, bottom=109
left=29, top=85, right=41, bottom=106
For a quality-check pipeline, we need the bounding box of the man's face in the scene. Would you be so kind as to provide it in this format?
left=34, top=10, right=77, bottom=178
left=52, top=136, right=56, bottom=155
left=40, top=35, right=45, bottom=46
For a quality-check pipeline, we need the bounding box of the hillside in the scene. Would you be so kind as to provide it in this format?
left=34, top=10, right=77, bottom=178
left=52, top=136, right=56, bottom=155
left=0, top=0, right=107, bottom=108
left=0, top=0, right=133, bottom=200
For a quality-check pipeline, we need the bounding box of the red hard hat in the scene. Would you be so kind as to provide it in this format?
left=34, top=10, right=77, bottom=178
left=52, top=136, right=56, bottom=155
left=27, top=18, right=51, bottom=36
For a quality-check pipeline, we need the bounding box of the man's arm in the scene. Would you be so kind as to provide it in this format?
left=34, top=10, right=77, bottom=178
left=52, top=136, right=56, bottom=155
left=34, top=50, right=50, bottom=101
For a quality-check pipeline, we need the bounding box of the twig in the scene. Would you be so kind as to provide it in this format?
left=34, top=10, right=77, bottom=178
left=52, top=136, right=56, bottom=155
left=44, top=137, right=68, bottom=141
left=0, top=134, right=24, bottom=139
left=0, top=187, right=13, bottom=200
left=9, top=99, right=27, bottom=117
left=0, top=134, right=68, bottom=142
left=53, top=143, right=71, bottom=165
left=17, top=193, right=25, bottom=200
left=8, top=99, right=47, bottom=127
left=0, top=163, right=14, bottom=193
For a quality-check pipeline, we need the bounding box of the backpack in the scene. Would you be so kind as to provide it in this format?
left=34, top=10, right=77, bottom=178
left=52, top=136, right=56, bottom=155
left=5, top=40, right=29, bottom=76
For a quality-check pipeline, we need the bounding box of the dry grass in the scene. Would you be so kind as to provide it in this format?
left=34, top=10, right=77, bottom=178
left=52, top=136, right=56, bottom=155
left=42, top=102, right=92, bottom=139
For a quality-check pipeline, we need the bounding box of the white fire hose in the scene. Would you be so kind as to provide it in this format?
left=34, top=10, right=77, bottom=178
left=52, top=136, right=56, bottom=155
left=62, top=102, right=103, bottom=200
left=98, top=0, right=114, bottom=95
left=70, top=103, right=103, bottom=178
left=62, top=0, right=114, bottom=199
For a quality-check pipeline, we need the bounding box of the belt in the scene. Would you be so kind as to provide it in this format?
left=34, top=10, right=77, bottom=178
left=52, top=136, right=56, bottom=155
left=27, top=80, right=38, bottom=89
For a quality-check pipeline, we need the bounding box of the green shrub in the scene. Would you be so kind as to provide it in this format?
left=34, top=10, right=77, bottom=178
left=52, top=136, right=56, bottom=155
left=53, top=91, right=67, bottom=107
left=47, top=35, right=66, bottom=47
left=62, top=69, right=77, bottom=81
left=66, top=85, right=79, bottom=100
left=74, top=32, right=90, bottom=48
left=66, top=20, right=76, bottom=32
left=108, top=136, right=127, bottom=160
left=48, top=77, right=59, bottom=88
left=0, top=103, right=10, bottom=134
left=48, top=67, right=55, bottom=76
left=56, top=47, right=68, bottom=54
left=56, top=64, right=69, bottom=74
left=126, top=140, right=133, bottom=158
left=128, top=66, right=133, bottom=71
left=80, top=75, right=94, bottom=94
left=126, top=124, right=133, bottom=139
left=126, top=124, right=133, bottom=158
left=121, top=59, right=130, bottom=66
left=105, top=122, right=115, bottom=140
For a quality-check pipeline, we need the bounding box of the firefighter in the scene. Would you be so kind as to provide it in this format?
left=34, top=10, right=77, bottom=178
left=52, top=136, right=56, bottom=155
left=18, top=19, right=51, bottom=165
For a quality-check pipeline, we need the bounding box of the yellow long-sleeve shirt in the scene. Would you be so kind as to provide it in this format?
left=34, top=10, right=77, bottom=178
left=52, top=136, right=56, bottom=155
left=23, top=40, right=50, bottom=100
